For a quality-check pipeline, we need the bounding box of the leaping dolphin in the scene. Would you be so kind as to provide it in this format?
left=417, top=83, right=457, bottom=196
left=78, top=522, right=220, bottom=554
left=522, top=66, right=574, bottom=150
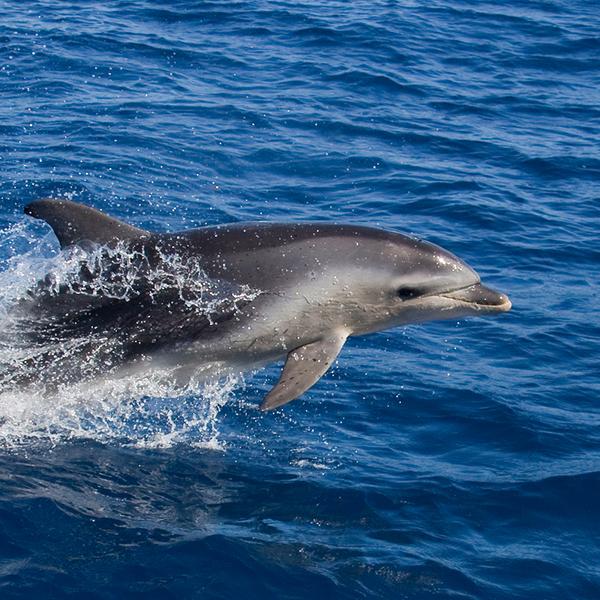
left=16, top=199, right=511, bottom=410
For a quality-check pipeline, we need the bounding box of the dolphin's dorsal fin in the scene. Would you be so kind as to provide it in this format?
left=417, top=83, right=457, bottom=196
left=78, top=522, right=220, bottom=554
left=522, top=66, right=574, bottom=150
left=260, top=331, right=347, bottom=411
left=24, top=199, right=150, bottom=248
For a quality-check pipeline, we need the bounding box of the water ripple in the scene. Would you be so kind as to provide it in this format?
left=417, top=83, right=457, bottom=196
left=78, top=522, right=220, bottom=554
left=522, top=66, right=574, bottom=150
left=0, top=0, right=599, bottom=598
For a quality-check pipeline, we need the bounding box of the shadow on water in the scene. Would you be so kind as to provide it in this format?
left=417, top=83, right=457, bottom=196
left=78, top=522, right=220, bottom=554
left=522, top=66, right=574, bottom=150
left=1, top=435, right=599, bottom=599
left=0, top=441, right=468, bottom=599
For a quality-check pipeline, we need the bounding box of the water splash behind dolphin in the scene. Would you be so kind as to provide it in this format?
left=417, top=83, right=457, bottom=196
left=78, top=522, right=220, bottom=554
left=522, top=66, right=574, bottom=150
left=0, top=221, right=253, bottom=448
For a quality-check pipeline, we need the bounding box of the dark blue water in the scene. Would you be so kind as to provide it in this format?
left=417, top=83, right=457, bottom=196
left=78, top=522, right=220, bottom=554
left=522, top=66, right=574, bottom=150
left=1, top=1, right=599, bottom=598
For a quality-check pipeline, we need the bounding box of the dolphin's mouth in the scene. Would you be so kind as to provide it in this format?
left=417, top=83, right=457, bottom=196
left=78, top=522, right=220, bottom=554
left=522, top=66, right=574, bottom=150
left=439, top=283, right=512, bottom=312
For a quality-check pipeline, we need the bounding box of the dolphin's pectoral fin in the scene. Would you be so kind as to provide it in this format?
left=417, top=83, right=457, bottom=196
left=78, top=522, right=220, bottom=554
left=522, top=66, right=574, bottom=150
left=260, top=331, right=347, bottom=411
left=24, top=199, right=149, bottom=249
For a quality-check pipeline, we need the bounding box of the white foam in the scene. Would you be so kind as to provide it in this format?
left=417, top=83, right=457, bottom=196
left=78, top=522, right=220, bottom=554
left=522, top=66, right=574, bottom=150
left=0, top=369, right=240, bottom=449
left=0, top=219, right=255, bottom=449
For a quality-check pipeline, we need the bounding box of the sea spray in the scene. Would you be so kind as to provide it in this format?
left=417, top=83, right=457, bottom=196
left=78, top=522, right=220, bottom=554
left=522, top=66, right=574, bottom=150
left=0, top=220, right=257, bottom=448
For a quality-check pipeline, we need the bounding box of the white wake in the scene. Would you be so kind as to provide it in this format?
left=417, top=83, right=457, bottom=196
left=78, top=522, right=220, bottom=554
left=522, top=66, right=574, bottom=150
left=0, top=219, right=255, bottom=449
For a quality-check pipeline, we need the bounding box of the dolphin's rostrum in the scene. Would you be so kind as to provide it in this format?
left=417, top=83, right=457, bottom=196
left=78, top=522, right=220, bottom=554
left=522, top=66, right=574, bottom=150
left=20, top=199, right=511, bottom=410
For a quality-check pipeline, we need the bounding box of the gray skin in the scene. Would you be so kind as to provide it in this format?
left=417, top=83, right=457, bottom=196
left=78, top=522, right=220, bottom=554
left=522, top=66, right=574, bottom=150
left=22, top=199, right=511, bottom=410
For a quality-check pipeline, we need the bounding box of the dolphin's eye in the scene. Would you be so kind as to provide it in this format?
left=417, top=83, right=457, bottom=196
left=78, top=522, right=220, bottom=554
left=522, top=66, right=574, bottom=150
left=396, top=286, right=421, bottom=301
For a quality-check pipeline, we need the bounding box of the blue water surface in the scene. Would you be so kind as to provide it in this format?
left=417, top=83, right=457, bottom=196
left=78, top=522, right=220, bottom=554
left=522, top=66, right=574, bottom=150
left=1, top=1, right=599, bottom=598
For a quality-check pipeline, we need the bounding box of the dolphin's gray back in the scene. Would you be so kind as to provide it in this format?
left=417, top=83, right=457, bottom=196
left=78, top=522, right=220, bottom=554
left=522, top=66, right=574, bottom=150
left=24, top=198, right=462, bottom=306
left=162, top=222, right=421, bottom=290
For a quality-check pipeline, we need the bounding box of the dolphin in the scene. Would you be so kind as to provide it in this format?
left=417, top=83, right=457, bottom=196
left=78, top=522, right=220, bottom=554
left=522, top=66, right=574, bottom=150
left=15, top=199, right=511, bottom=410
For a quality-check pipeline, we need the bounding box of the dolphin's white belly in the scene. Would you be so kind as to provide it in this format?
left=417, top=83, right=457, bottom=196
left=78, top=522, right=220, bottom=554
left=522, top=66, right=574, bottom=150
left=146, top=292, right=334, bottom=378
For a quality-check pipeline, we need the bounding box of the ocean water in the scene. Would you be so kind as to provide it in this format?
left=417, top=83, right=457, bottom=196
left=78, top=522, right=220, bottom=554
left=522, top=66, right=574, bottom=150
left=1, top=0, right=599, bottom=598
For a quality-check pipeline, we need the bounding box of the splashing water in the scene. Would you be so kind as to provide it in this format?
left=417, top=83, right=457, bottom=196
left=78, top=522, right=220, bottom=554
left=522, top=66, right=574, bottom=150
left=0, top=220, right=259, bottom=448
